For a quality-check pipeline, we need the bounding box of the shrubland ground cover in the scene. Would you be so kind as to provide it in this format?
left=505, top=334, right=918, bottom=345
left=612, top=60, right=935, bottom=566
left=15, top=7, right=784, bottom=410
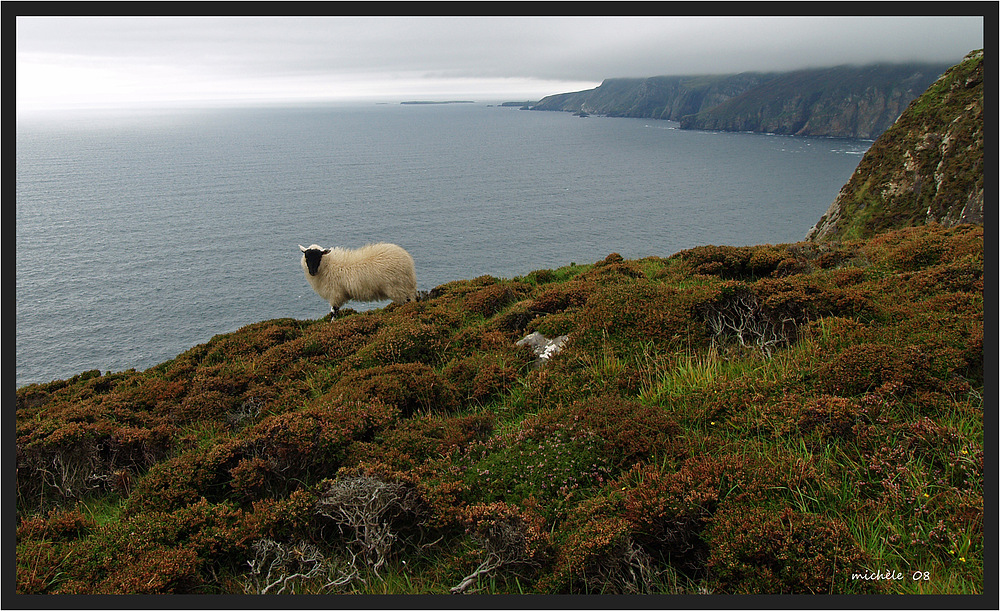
left=15, top=223, right=984, bottom=595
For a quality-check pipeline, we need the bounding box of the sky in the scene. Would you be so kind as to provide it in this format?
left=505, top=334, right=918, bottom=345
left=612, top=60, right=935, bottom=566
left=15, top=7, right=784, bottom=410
left=15, top=15, right=985, bottom=113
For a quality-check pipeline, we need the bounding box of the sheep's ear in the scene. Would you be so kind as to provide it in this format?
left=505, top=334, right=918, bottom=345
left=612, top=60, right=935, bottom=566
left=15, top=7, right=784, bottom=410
left=322, top=249, right=331, bottom=255
left=299, top=245, right=307, bottom=252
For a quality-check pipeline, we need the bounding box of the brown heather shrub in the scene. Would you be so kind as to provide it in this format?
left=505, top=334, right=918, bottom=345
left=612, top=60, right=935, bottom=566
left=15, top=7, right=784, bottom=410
left=14, top=370, right=102, bottom=412
left=310, top=311, right=383, bottom=355
left=573, top=279, right=712, bottom=351
left=214, top=316, right=379, bottom=390
left=900, top=292, right=984, bottom=378
left=16, top=539, right=67, bottom=594
left=442, top=325, right=487, bottom=354
left=900, top=417, right=961, bottom=457
left=251, top=337, right=323, bottom=380
left=617, top=460, right=722, bottom=573
left=36, top=498, right=267, bottom=595
left=485, top=299, right=539, bottom=337
left=349, top=412, right=494, bottom=473
left=330, top=363, right=461, bottom=416
left=229, top=401, right=399, bottom=500
left=578, top=252, right=646, bottom=281
left=694, top=375, right=769, bottom=424
left=529, top=280, right=597, bottom=314
left=527, top=311, right=578, bottom=339
left=75, top=369, right=127, bottom=399
left=513, top=364, right=577, bottom=415
left=98, top=376, right=188, bottom=416
left=861, top=224, right=982, bottom=273
left=524, top=396, right=683, bottom=463
left=103, top=423, right=174, bottom=467
left=540, top=493, right=655, bottom=594
left=705, top=504, right=876, bottom=594
left=479, top=328, right=522, bottom=352
left=200, top=319, right=307, bottom=365
left=174, top=388, right=241, bottom=423
left=442, top=352, right=527, bottom=407
left=671, top=243, right=803, bottom=280
left=16, top=403, right=179, bottom=509
left=816, top=342, right=911, bottom=396
left=189, top=361, right=252, bottom=400
left=616, top=448, right=833, bottom=573
left=852, top=432, right=918, bottom=506
left=755, top=272, right=879, bottom=323
left=848, top=405, right=976, bottom=506
left=963, top=320, right=984, bottom=383
left=127, top=441, right=246, bottom=513
left=819, top=332, right=973, bottom=402
left=17, top=506, right=96, bottom=542
left=344, top=317, right=452, bottom=368
left=129, top=397, right=401, bottom=513
left=463, top=280, right=533, bottom=318
left=525, top=267, right=558, bottom=284
left=16, top=386, right=54, bottom=412
left=905, top=256, right=984, bottom=295
left=431, top=275, right=530, bottom=315
left=796, top=395, right=871, bottom=443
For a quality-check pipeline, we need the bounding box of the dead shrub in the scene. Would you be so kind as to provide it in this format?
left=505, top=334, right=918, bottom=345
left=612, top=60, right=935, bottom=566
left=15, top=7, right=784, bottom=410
left=451, top=501, right=550, bottom=593
left=312, top=474, right=429, bottom=583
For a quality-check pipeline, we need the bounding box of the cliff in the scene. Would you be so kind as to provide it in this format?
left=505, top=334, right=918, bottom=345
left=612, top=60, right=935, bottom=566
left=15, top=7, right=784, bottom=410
left=807, top=50, right=984, bottom=242
left=532, top=62, right=951, bottom=139
left=531, top=72, right=778, bottom=121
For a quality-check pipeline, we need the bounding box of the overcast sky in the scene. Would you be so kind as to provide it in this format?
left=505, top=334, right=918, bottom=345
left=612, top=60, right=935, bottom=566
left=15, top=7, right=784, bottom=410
left=16, top=15, right=985, bottom=113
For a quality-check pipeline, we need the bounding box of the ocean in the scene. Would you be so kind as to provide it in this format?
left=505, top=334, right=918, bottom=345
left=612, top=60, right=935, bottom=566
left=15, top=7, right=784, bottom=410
left=15, top=102, right=870, bottom=387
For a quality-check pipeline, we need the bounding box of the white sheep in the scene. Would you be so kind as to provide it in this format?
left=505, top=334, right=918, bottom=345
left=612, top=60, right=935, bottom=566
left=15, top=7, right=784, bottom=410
left=299, top=242, right=418, bottom=316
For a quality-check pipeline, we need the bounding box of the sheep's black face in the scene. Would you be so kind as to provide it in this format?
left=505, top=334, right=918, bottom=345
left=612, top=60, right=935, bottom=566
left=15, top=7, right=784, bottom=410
left=303, top=249, right=325, bottom=276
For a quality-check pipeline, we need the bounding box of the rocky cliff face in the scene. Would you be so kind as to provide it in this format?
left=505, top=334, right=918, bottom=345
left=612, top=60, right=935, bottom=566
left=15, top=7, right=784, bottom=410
left=806, top=50, right=984, bottom=242
left=530, top=73, right=775, bottom=120
left=531, top=62, right=951, bottom=139
left=679, top=64, right=949, bottom=139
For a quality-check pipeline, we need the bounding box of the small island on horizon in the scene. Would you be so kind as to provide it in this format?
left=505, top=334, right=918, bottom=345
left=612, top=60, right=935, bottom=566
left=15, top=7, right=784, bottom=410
left=400, top=100, right=476, bottom=105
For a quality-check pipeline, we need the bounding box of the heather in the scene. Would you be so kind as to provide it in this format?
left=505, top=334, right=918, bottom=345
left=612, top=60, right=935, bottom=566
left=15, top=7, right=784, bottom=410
left=15, top=223, right=983, bottom=596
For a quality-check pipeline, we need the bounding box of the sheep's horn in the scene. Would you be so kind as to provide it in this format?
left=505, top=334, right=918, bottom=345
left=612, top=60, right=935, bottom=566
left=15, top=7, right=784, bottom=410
left=299, top=245, right=307, bottom=252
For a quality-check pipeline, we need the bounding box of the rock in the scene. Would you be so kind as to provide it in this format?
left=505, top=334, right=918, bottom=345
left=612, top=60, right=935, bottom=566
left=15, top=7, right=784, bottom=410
left=516, top=332, right=570, bottom=366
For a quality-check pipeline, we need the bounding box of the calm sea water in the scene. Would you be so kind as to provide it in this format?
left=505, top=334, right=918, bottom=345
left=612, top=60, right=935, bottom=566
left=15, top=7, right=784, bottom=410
left=16, top=102, right=870, bottom=387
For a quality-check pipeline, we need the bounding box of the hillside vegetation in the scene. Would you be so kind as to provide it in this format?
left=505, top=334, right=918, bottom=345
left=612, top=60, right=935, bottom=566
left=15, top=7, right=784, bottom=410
left=16, top=224, right=984, bottom=595
left=15, top=53, right=984, bottom=597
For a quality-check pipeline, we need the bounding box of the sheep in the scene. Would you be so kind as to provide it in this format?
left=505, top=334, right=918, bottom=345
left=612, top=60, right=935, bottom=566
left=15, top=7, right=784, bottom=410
left=299, top=242, right=418, bottom=316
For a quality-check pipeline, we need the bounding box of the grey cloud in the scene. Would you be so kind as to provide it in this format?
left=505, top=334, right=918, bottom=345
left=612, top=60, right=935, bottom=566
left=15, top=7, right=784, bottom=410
left=16, top=15, right=984, bottom=108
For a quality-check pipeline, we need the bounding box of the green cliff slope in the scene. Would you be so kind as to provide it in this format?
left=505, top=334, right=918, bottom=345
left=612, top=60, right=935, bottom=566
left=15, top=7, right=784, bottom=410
left=807, top=50, right=984, bottom=242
